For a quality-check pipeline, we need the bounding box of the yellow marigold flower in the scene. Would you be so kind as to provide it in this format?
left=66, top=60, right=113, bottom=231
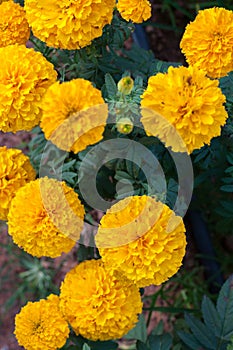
left=117, top=0, right=151, bottom=23
left=0, top=146, right=35, bottom=221
left=140, top=65, right=228, bottom=154
left=15, top=294, right=70, bottom=350
left=180, top=7, right=233, bottom=78
left=8, top=177, right=85, bottom=258
left=0, top=1, right=30, bottom=48
left=60, top=259, right=142, bottom=341
left=0, top=44, right=57, bottom=133
left=25, top=0, right=115, bottom=50
left=40, top=79, right=108, bottom=154
left=95, top=196, right=186, bottom=287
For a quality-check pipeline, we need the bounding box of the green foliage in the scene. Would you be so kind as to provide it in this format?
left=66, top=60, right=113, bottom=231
left=62, top=333, right=118, bottom=350
left=124, top=315, right=147, bottom=343
left=178, top=275, right=233, bottom=350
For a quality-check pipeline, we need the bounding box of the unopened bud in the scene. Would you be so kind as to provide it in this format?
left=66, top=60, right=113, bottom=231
left=117, top=76, right=134, bottom=95
left=116, top=117, right=134, bottom=134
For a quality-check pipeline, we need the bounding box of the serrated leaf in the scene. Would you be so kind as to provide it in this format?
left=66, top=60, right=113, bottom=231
left=202, top=296, right=221, bottom=338
left=184, top=314, right=217, bottom=349
left=82, top=345, right=91, bottom=350
left=124, top=314, right=147, bottom=343
left=178, top=331, right=205, bottom=350
left=220, top=185, right=233, bottom=192
left=136, top=340, right=150, bottom=350
left=217, top=275, right=233, bottom=340
left=105, top=73, right=117, bottom=99
left=148, top=333, right=173, bottom=350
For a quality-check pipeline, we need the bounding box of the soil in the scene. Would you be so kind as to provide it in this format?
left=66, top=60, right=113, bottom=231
left=0, top=2, right=196, bottom=349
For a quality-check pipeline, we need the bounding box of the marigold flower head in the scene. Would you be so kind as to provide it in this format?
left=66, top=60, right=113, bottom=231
left=0, top=146, right=35, bottom=221
left=60, top=259, right=142, bottom=341
left=140, top=65, right=228, bottom=154
left=117, top=0, right=151, bottom=23
left=40, top=79, right=108, bottom=154
left=0, top=1, right=30, bottom=48
left=8, top=177, right=85, bottom=258
left=180, top=7, right=233, bottom=78
left=25, top=0, right=115, bottom=50
left=0, top=44, right=57, bottom=133
left=15, top=294, right=70, bottom=350
left=95, top=195, right=186, bottom=287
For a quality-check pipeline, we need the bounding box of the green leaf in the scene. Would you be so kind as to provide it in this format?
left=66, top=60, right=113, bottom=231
left=82, top=345, right=91, bottom=350
left=184, top=313, right=217, bottom=349
left=178, top=331, right=205, bottom=350
left=217, top=275, right=233, bottom=340
left=124, top=314, right=147, bottom=343
left=136, top=340, right=150, bottom=350
left=220, top=185, right=233, bottom=192
left=148, top=333, right=173, bottom=350
left=87, top=340, right=118, bottom=350
left=105, top=73, right=117, bottom=99
left=202, top=296, right=222, bottom=338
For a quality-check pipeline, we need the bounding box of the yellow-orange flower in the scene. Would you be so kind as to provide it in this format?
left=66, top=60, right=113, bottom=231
left=8, top=177, right=85, bottom=258
left=25, top=0, right=115, bottom=50
left=117, top=0, right=151, bottom=23
left=59, top=259, right=142, bottom=341
left=0, top=1, right=30, bottom=48
left=95, top=196, right=186, bottom=287
left=180, top=7, right=233, bottom=78
left=140, top=65, right=228, bottom=154
left=0, top=44, right=57, bottom=133
left=40, top=79, right=107, bottom=154
left=15, top=294, right=70, bottom=350
left=0, top=146, right=35, bottom=221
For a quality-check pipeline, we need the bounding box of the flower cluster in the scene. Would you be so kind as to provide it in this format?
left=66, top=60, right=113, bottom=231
left=0, top=44, right=57, bottom=133
left=140, top=65, right=228, bottom=154
left=96, top=196, right=186, bottom=287
left=0, top=146, right=35, bottom=221
left=180, top=7, right=233, bottom=78
left=59, top=259, right=142, bottom=341
left=40, top=78, right=108, bottom=154
left=8, top=177, right=85, bottom=258
left=0, top=0, right=30, bottom=47
left=25, top=0, right=115, bottom=50
left=117, top=0, right=152, bottom=23
left=15, top=294, right=70, bottom=350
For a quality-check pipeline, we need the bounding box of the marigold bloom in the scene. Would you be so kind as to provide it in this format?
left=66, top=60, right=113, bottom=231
left=140, top=65, right=228, bottom=154
left=60, top=259, right=142, bottom=341
left=25, top=0, right=115, bottom=50
left=15, top=294, right=70, bottom=350
left=8, top=177, right=85, bottom=258
left=117, top=0, right=151, bottom=23
left=0, top=44, right=57, bottom=133
left=180, top=7, right=233, bottom=78
left=95, top=196, right=186, bottom=287
left=40, top=79, right=107, bottom=154
left=0, top=146, right=35, bottom=221
left=0, top=1, right=30, bottom=48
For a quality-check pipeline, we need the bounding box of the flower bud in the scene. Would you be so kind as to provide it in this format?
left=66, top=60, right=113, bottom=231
left=117, top=76, right=134, bottom=95
left=116, top=117, right=134, bottom=134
